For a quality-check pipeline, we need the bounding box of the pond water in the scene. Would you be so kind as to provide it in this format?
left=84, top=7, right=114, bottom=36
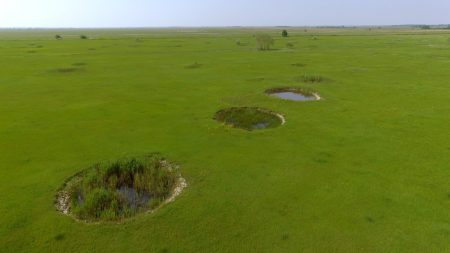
left=252, top=122, right=270, bottom=130
left=117, top=186, right=151, bottom=209
left=75, top=186, right=152, bottom=210
left=270, top=91, right=317, bottom=101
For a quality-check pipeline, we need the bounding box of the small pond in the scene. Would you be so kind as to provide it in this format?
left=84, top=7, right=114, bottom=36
left=266, top=88, right=320, bottom=101
left=214, top=107, right=284, bottom=131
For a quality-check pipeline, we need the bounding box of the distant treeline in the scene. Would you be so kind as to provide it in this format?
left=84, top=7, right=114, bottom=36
left=274, top=25, right=450, bottom=29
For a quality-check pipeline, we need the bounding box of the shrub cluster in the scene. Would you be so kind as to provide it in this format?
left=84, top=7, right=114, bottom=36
left=185, top=62, right=202, bottom=69
left=298, top=74, right=323, bottom=83
left=255, top=34, right=275, bottom=51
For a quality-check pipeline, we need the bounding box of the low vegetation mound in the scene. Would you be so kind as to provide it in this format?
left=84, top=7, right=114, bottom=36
left=297, top=74, right=324, bottom=83
left=214, top=107, right=284, bottom=131
left=185, top=62, right=202, bottom=69
left=56, top=154, right=185, bottom=222
left=53, top=67, right=81, bottom=73
left=72, top=62, right=87, bottom=66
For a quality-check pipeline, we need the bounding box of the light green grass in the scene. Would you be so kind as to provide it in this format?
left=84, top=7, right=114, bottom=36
left=0, top=28, right=450, bottom=253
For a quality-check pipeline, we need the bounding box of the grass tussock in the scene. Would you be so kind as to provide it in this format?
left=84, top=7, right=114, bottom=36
left=185, top=62, right=202, bottom=69
left=235, top=40, right=249, bottom=46
left=247, top=77, right=265, bottom=82
left=296, top=74, right=324, bottom=83
left=53, top=67, right=82, bottom=73
left=66, top=154, right=178, bottom=221
left=72, top=62, right=87, bottom=66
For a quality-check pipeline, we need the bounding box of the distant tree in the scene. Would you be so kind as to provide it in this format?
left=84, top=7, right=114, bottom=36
left=80, top=35, right=88, bottom=39
left=420, top=25, right=431, bottom=30
left=282, top=30, right=288, bottom=37
left=55, top=35, right=63, bottom=40
left=255, top=34, right=274, bottom=51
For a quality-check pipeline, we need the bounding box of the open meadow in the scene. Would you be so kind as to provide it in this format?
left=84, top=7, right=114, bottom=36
left=1, top=27, right=450, bottom=252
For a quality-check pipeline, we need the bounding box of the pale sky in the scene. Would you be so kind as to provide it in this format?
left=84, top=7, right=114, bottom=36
left=0, top=0, right=449, bottom=28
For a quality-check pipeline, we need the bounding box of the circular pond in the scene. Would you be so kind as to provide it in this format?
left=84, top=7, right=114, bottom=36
left=55, top=154, right=186, bottom=222
left=266, top=87, right=320, bottom=101
left=214, top=107, right=285, bottom=131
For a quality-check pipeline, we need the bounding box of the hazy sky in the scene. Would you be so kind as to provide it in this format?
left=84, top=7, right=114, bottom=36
left=1, top=0, right=449, bottom=28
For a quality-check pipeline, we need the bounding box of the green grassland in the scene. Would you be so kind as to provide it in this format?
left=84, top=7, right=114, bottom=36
left=1, top=27, right=450, bottom=252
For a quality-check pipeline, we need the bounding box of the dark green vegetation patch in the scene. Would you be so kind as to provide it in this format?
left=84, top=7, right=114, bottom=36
left=296, top=74, right=324, bottom=83
left=56, top=154, right=180, bottom=222
left=214, top=107, right=284, bottom=131
left=185, top=62, right=202, bottom=69
left=52, top=67, right=82, bottom=73
left=72, top=62, right=87, bottom=66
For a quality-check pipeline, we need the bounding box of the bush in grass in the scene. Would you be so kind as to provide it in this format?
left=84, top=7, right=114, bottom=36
left=235, top=40, right=248, bottom=46
left=80, top=35, right=88, bottom=39
left=282, top=30, right=288, bottom=37
left=54, top=67, right=80, bottom=73
left=55, top=35, right=63, bottom=40
left=68, top=154, right=178, bottom=221
left=255, top=34, right=274, bottom=51
left=185, top=62, right=202, bottom=69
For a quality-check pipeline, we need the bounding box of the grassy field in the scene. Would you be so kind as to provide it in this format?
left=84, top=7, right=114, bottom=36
left=1, top=27, right=450, bottom=252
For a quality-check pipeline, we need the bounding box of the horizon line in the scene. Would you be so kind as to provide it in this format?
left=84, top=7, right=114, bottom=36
left=0, top=24, right=450, bottom=30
